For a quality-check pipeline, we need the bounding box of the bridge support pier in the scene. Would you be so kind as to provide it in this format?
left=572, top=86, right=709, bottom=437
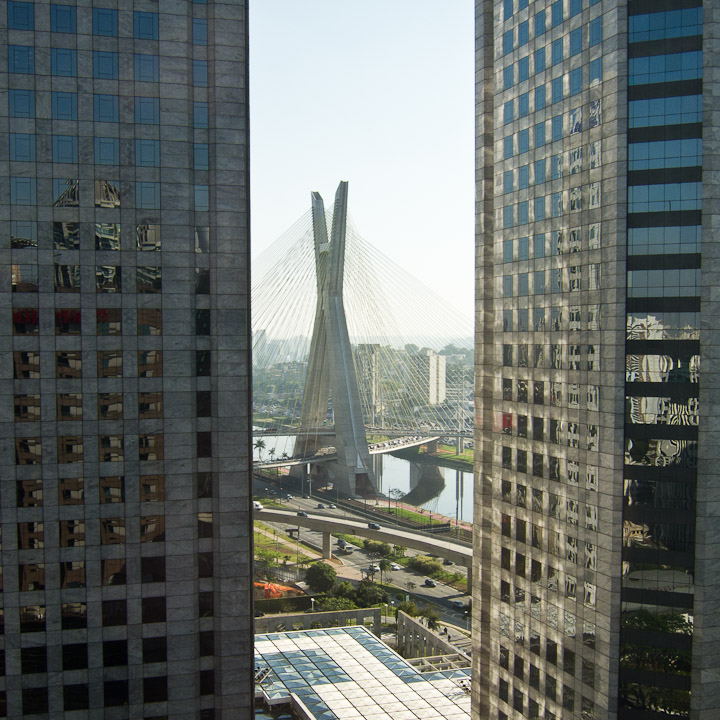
left=322, top=532, right=332, bottom=560
left=426, top=439, right=438, bottom=453
left=466, top=564, right=472, bottom=596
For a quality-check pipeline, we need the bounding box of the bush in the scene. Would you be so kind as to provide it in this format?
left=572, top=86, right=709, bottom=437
left=317, top=596, right=358, bottom=612
left=407, top=555, right=443, bottom=576
left=363, top=540, right=392, bottom=556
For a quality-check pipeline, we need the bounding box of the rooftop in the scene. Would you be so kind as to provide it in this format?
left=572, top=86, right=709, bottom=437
left=255, top=626, right=471, bottom=720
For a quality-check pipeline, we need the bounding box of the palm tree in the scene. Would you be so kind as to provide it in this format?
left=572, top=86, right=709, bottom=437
left=254, top=438, right=266, bottom=462
left=379, top=558, right=392, bottom=585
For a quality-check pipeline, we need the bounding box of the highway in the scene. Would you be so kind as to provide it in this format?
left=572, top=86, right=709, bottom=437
left=254, top=488, right=471, bottom=627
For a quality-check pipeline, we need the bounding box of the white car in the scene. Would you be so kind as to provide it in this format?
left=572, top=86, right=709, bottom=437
left=253, top=501, right=263, bottom=511
left=390, top=563, right=401, bottom=571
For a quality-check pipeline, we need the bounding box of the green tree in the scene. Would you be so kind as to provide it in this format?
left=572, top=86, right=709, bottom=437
left=378, top=558, right=392, bottom=585
left=396, top=600, right=419, bottom=617
left=420, top=605, right=441, bottom=631
left=304, top=562, right=337, bottom=593
left=332, top=581, right=356, bottom=599
left=254, top=438, right=266, bottom=461
left=317, top=596, right=358, bottom=612
left=354, top=579, right=389, bottom=607
left=393, top=545, right=407, bottom=558
left=408, top=555, right=443, bottom=576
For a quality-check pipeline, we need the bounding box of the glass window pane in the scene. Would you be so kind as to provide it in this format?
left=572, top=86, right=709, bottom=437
left=8, top=1, right=34, bottom=30
left=135, top=96, right=160, bottom=124
left=93, top=8, right=118, bottom=36
left=51, top=4, right=76, bottom=33
left=94, top=51, right=119, bottom=79
left=135, top=54, right=159, bottom=82
left=51, top=48, right=76, bottom=77
left=134, top=11, right=158, bottom=39
left=94, top=138, right=119, bottom=165
left=52, top=91, right=77, bottom=120
left=9, top=89, right=34, bottom=118
left=193, top=18, right=208, bottom=44
left=9, top=45, right=34, bottom=74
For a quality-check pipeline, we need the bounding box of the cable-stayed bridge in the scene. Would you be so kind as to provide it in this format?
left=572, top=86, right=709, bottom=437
left=252, top=182, right=472, bottom=498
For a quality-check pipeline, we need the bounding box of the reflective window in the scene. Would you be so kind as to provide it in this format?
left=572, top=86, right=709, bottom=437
left=141, top=557, right=166, bottom=582
left=95, top=137, right=120, bottom=165
left=138, top=392, right=163, bottom=418
left=14, top=395, right=41, bottom=423
left=141, top=475, right=165, bottom=501
left=52, top=91, right=77, bottom=120
left=99, top=435, right=124, bottom=462
left=195, top=184, right=209, bottom=210
left=10, top=177, right=36, bottom=205
left=62, top=602, right=87, bottom=629
left=628, top=268, right=701, bottom=298
left=98, top=394, right=123, bottom=420
left=96, top=265, right=121, bottom=293
left=136, top=181, right=160, bottom=208
left=193, top=18, right=208, bottom=44
left=9, top=88, right=34, bottom=117
left=93, top=51, right=119, bottom=79
left=503, top=65, right=514, bottom=90
left=142, top=598, right=166, bottom=624
left=93, top=8, right=118, bottom=36
left=628, top=182, right=702, bottom=213
left=58, top=477, right=84, bottom=505
left=55, top=350, right=82, bottom=379
left=102, top=600, right=127, bottom=626
left=95, top=179, right=120, bottom=207
left=95, top=222, right=121, bottom=250
left=8, top=1, right=33, bottom=29
left=54, top=265, right=81, bottom=292
left=17, top=479, right=42, bottom=507
left=135, top=96, right=160, bottom=124
left=135, top=138, right=160, bottom=166
left=628, top=225, right=701, bottom=255
left=58, top=435, right=83, bottom=463
left=629, top=95, right=702, bottom=127
left=135, top=54, right=159, bottom=82
left=97, top=308, right=122, bottom=335
left=100, top=477, right=125, bottom=504
left=51, top=48, right=76, bottom=76
left=9, top=45, right=34, bottom=74
left=98, top=351, right=122, bottom=378
left=137, top=224, right=161, bottom=251
left=50, top=4, right=75, bottom=33
left=194, top=143, right=209, bottom=169
left=138, top=308, right=162, bottom=335
left=137, top=266, right=162, bottom=292
left=100, top=518, right=126, bottom=544
left=140, top=516, right=165, bottom=542
left=630, top=8, right=702, bottom=42
left=10, top=133, right=35, bottom=162
left=629, top=138, right=702, bottom=170
left=194, top=101, right=209, bottom=127
left=193, top=60, right=208, bottom=86
left=11, top=264, right=38, bottom=292
left=53, top=135, right=78, bottom=163
left=629, top=51, right=702, bottom=85
left=103, top=640, right=127, bottom=668
left=57, top=393, right=82, bottom=420
left=139, top=434, right=164, bottom=461
left=60, top=520, right=85, bottom=547
left=94, top=94, right=119, bottom=123
left=138, top=350, right=162, bottom=377
left=134, top=11, right=159, bottom=39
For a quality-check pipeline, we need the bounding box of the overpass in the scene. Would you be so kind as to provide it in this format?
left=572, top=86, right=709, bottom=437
left=254, top=508, right=473, bottom=589
left=254, top=435, right=440, bottom=470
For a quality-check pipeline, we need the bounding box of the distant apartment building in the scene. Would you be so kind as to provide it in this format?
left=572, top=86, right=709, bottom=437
left=409, top=350, right=447, bottom=407
left=1, top=0, right=252, bottom=717
left=474, top=0, right=717, bottom=718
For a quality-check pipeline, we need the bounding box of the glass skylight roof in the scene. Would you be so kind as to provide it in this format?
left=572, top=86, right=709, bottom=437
left=255, top=626, right=470, bottom=719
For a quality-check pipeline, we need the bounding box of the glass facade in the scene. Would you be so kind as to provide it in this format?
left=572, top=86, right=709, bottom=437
left=475, top=0, right=716, bottom=718
left=2, top=1, right=252, bottom=716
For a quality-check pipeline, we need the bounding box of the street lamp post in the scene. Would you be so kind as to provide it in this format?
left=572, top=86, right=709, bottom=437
left=310, top=597, right=315, bottom=613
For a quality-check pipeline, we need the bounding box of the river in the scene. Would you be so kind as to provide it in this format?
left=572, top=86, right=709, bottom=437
left=253, top=434, right=474, bottom=524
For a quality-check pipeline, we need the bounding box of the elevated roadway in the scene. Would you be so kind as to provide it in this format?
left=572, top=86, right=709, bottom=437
left=254, top=508, right=472, bottom=588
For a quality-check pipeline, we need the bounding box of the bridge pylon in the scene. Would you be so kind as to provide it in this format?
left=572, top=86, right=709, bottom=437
left=291, top=182, right=377, bottom=498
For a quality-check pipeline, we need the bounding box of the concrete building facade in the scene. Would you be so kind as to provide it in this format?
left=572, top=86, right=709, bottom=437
left=474, top=0, right=717, bottom=718
left=1, top=0, right=252, bottom=716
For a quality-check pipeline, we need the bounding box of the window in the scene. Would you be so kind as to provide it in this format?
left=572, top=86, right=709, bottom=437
left=137, top=224, right=161, bottom=251
left=195, top=143, right=209, bottom=169
left=9, top=89, right=34, bottom=117
left=141, top=557, right=166, bottom=583
left=552, top=77, right=563, bottom=104
left=570, top=68, right=582, bottom=95
left=534, top=160, right=546, bottom=184
left=570, top=27, right=582, bottom=55
left=11, top=177, right=36, bottom=205
left=195, top=185, right=210, bottom=210
left=519, top=202, right=529, bottom=225
left=551, top=0, right=563, bottom=26
left=64, top=685, right=89, bottom=712
left=589, top=17, right=602, bottom=45
left=137, top=266, right=162, bottom=293
left=519, top=165, right=529, bottom=189
left=503, top=206, right=513, bottom=229
left=535, top=47, right=546, bottom=73
left=23, top=688, right=48, bottom=715
left=96, top=180, right=119, bottom=206
left=503, top=30, right=513, bottom=55
left=518, top=20, right=529, bottom=46
left=570, top=0, right=582, bottom=15
left=193, top=18, right=208, bottom=44
left=9, top=45, right=34, bottom=74
left=519, top=92, right=529, bottom=117
left=503, top=65, right=514, bottom=90
left=193, top=60, right=208, bottom=86
left=590, top=57, right=603, bottom=84
left=58, top=477, right=83, bottom=505
left=135, top=138, right=160, bottom=166
left=535, top=85, right=546, bottom=110
left=10, top=133, right=35, bottom=162
left=141, top=475, right=165, bottom=501
left=98, top=351, right=122, bottom=377
left=134, top=11, right=158, bottom=39
left=503, top=136, right=513, bottom=159
left=138, top=308, right=162, bottom=335
left=552, top=115, right=563, bottom=141
left=96, top=265, right=121, bottom=293
left=518, top=56, right=529, bottom=82
left=534, top=197, right=546, bottom=221
left=196, top=350, right=211, bottom=376
left=51, top=4, right=76, bottom=33
left=94, top=51, right=119, bottom=79
left=135, top=54, right=159, bottom=82
left=503, top=0, right=513, bottom=20
left=144, top=638, right=168, bottom=664
left=8, top=1, right=33, bottom=29
left=51, top=48, right=76, bottom=76
left=194, top=102, right=209, bottom=128
left=95, top=138, right=119, bottom=165
left=135, top=96, right=160, bottom=124
left=552, top=39, right=563, bottom=65
left=535, top=9, right=546, bottom=36
left=93, top=8, right=118, bottom=36
left=136, top=181, right=161, bottom=209
left=53, top=135, right=78, bottom=164
left=504, top=100, right=514, bottom=124
left=52, top=91, right=77, bottom=120
left=142, top=597, right=166, bottom=623
left=518, top=128, right=530, bottom=154
left=534, top=122, right=546, bottom=149
left=93, top=94, right=119, bottom=123
left=104, top=681, right=128, bottom=707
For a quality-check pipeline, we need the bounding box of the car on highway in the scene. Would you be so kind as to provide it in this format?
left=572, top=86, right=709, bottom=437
left=317, top=503, right=326, bottom=509
left=390, top=563, right=401, bottom=571
left=269, top=489, right=277, bottom=495
left=452, top=600, right=466, bottom=609
left=297, top=511, right=308, bottom=517
left=285, top=494, right=293, bottom=500
left=303, top=494, right=310, bottom=499
left=424, top=579, right=437, bottom=588
left=368, top=522, right=381, bottom=530
left=253, top=501, right=264, bottom=511
left=328, top=504, right=337, bottom=509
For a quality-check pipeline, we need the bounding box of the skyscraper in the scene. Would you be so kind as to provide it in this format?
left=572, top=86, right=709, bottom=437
left=474, top=0, right=717, bottom=718
left=2, top=1, right=252, bottom=716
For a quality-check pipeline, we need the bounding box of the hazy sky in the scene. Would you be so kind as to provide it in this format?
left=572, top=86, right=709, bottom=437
left=249, top=1, right=475, bottom=314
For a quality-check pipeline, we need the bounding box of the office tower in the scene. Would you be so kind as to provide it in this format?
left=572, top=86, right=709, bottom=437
left=2, top=0, right=252, bottom=717
left=474, top=0, right=716, bottom=718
